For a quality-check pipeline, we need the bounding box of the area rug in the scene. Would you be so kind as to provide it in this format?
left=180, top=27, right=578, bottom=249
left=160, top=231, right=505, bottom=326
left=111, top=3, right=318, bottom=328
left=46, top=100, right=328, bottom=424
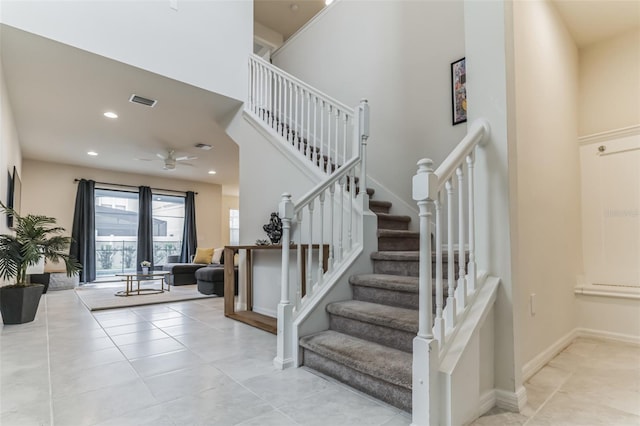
left=75, top=284, right=216, bottom=311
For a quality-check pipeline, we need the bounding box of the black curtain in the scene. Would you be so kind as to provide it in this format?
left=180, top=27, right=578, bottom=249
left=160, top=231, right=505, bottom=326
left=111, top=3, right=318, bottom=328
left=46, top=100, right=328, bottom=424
left=180, top=191, right=197, bottom=262
left=136, top=186, right=154, bottom=270
left=70, top=179, right=96, bottom=283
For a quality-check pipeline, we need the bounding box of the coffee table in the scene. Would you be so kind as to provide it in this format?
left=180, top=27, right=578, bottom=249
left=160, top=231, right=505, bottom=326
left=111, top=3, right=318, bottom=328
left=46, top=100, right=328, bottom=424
left=115, top=271, right=171, bottom=296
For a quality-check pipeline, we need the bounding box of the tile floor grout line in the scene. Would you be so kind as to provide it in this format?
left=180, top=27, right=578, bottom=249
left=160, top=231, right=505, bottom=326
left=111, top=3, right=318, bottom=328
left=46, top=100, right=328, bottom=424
left=44, top=295, right=55, bottom=426
left=522, top=369, right=576, bottom=425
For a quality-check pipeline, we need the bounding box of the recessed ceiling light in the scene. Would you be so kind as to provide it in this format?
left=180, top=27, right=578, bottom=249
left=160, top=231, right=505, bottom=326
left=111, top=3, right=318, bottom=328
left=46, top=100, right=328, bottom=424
left=87, top=151, right=98, bottom=156
left=208, top=170, right=217, bottom=175
left=103, top=112, right=118, bottom=119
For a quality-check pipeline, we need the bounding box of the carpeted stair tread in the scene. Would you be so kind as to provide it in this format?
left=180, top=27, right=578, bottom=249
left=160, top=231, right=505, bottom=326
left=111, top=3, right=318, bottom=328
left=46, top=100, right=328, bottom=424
left=327, top=300, right=418, bottom=333
left=371, top=251, right=420, bottom=261
left=300, top=330, right=412, bottom=390
left=376, top=213, right=412, bottom=222
left=349, top=274, right=419, bottom=293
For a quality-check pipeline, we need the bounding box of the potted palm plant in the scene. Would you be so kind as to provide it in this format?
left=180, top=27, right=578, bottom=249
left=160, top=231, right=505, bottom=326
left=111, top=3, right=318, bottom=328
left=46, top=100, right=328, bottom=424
left=0, top=203, right=81, bottom=324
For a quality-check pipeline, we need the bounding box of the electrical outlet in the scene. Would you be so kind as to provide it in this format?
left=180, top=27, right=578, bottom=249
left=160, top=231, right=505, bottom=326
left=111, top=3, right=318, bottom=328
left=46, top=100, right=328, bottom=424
left=530, top=293, right=536, bottom=316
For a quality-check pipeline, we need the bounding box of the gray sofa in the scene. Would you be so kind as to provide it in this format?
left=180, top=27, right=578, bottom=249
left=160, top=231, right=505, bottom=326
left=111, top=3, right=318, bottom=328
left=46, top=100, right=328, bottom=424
left=195, top=266, right=238, bottom=296
left=162, top=255, right=219, bottom=286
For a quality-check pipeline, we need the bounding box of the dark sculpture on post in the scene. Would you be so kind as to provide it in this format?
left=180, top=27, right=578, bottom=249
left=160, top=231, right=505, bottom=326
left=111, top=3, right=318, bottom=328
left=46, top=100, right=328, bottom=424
left=263, top=212, right=283, bottom=244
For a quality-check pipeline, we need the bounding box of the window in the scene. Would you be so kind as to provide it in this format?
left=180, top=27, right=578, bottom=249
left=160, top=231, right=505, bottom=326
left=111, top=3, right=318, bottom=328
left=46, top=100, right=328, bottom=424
left=94, top=189, right=138, bottom=276
left=229, top=209, right=239, bottom=245
left=94, top=189, right=185, bottom=277
left=152, top=195, right=185, bottom=266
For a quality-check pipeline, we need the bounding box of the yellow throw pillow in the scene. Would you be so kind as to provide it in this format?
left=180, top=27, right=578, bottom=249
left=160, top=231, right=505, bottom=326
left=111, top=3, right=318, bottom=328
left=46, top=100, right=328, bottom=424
left=193, top=247, right=214, bottom=264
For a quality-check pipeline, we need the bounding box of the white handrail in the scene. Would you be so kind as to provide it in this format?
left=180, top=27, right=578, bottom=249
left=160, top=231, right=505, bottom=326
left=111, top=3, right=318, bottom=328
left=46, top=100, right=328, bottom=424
left=248, top=55, right=357, bottom=175
left=435, top=119, right=490, bottom=191
left=411, top=119, right=490, bottom=426
left=274, top=99, right=370, bottom=370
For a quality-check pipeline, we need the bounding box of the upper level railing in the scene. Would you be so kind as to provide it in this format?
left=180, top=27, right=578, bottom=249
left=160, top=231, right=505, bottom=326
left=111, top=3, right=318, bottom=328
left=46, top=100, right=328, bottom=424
left=248, top=55, right=357, bottom=175
left=412, top=118, right=490, bottom=349
left=274, top=99, right=370, bottom=370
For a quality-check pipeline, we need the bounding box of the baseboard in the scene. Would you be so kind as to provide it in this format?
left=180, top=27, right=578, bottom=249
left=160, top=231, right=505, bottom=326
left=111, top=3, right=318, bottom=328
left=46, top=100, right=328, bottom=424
left=476, top=389, right=496, bottom=417
left=495, top=386, right=527, bottom=412
left=521, top=329, right=579, bottom=381
left=576, top=327, right=640, bottom=345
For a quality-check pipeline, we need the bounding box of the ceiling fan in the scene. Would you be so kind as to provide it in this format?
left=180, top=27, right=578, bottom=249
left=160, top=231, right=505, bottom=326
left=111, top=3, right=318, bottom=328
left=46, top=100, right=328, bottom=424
left=145, top=149, right=198, bottom=170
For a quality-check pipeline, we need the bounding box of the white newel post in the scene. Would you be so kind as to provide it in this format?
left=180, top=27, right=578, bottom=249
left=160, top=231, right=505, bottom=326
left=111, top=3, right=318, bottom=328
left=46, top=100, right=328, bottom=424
left=411, top=159, right=440, bottom=426
left=274, top=193, right=295, bottom=370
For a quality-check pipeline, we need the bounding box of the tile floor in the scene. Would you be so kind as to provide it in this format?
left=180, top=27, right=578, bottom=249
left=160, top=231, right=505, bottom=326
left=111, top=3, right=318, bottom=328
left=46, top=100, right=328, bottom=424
left=1, top=289, right=638, bottom=425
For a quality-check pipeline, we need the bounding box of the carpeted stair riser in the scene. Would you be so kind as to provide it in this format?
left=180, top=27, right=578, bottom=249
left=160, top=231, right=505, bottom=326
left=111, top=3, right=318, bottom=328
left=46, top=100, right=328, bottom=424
left=377, top=214, right=411, bottom=231
left=372, top=251, right=465, bottom=278
left=352, top=285, right=418, bottom=310
left=329, top=315, right=415, bottom=353
left=377, top=230, right=420, bottom=251
left=369, top=200, right=392, bottom=214
left=302, top=349, right=412, bottom=412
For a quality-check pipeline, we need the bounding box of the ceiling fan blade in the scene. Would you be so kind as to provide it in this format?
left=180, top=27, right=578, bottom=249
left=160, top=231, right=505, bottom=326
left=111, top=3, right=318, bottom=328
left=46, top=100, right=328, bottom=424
left=135, top=157, right=153, bottom=162
left=175, top=155, right=198, bottom=161
left=177, top=162, right=194, bottom=167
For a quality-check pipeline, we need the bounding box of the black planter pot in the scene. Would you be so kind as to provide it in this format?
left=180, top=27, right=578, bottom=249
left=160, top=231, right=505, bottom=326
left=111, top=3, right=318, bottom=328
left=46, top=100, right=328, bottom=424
left=0, top=284, right=44, bottom=324
left=29, top=273, right=51, bottom=294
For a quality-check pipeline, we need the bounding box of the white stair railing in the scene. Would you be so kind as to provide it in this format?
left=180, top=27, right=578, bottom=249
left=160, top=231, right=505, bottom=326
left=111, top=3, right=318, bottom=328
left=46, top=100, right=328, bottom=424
left=411, top=119, right=490, bottom=425
left=274, top=100, right=370, bottom=370
left=248, top=54, right=357, bottom=175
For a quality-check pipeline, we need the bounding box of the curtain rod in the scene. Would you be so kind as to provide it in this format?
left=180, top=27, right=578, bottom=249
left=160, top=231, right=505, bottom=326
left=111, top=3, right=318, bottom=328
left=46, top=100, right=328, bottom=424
left=73, top=179, right=198, bottom=195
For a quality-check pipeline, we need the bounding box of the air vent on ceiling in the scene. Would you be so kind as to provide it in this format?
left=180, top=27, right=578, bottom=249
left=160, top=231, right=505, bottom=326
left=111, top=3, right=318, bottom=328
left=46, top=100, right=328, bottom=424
left=195, top=143, right=212, bottom=150
left=129, top=94, right=157, bottom=107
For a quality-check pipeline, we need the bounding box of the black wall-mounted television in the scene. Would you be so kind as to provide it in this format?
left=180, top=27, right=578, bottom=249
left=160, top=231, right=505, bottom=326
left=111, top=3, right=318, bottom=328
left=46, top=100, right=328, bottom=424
left=6, top=166, right=21, bottom=229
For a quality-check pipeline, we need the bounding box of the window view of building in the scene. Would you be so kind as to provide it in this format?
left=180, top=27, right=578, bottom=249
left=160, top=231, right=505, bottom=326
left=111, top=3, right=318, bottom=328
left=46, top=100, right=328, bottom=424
left=94, top=189, right=185, bottom=277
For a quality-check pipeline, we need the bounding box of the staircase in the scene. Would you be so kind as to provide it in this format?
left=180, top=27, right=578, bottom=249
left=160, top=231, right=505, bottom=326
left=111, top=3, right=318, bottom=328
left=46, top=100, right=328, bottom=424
left=245, top=54, right=497, bottom=425
left=299, top=192, right=464, bottom=412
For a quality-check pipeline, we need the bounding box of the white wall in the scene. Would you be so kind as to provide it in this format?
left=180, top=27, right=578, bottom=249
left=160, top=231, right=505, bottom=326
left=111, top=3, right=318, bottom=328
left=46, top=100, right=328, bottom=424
left=465, top=0, right=520, bottom=403
left=226, top=113, right=317, bottom=245
left=0, top=0, right=252, bottom=101
left=21, top=160, right=223, bottom=248
left=511, top=0, right=582, bottom=370
left=0, top=57, right=22, bottom=237
left=272, top=0, right=467, bottom=210
left=579, top=29, right=640, bottom=136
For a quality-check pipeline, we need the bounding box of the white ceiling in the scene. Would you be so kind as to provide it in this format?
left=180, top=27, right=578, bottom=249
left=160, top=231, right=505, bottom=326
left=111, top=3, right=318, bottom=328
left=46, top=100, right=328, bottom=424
left=0, top=25, right=242, bottom=194
left=552, top=0, right=640, bottom=48
left=254, top=0, right=325, bottom=40
left=2, top=1, right=637, bottom=200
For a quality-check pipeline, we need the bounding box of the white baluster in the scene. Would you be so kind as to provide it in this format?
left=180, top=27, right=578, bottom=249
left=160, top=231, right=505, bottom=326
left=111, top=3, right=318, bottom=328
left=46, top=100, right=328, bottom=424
left=320, top=101, right=325, bottom=173
left=300, top=89, right=305, bottom=152
left=287, top=82, right=292, bottom=142
left=327, top=105, right=332, bottom=172
left=456, top=166, right=467, bottom=312
left=307, top=200, right=314, bottom=298
left=294, top=85, right=299, bottom=149
left=296, top=210, right=303, bottom=309
left=318, top=190, right=325, bottom=285
left=334, top=108, right=339, bottom=169
left=347, top=170, right=353, bottom=253
left=342, top=112, right=347, bottom=164
left=358, top=100, right=370, bottom=207
left=338, top=176, right=345, bottom=262
left=328, top=183, right=335, bottom=271
left=312, top=96, right=318, bottom=165
left=467, top=152, right=477, bottom=292
left=445, top=179, right=456, bottom=329
left=306, top=92, right=312, bottom=159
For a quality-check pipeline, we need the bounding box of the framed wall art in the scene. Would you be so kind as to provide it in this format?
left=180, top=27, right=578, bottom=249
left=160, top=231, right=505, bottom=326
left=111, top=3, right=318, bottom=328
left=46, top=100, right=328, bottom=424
left=451, top=57, right=467, bottom=125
